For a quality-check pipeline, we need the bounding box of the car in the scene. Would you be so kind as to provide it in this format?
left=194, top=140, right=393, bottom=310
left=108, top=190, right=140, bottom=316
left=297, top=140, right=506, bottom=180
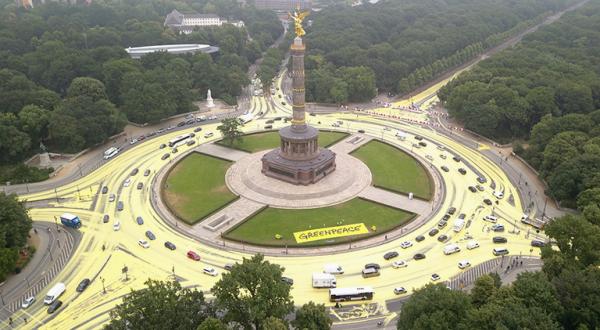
left=136, top=216, right=144, bottom=225
left=441, top=166, right=449, bottom=172
left=281, top=277, right=294, bottom=285
left=76, top=278, right=91, bottom=292
left=439, top=154, right=447, bottom=159
left=394, top=287, right=407, bottom=295
left=458, top=213, right=466, bottom=220
left=130, top=168, right=139, bottom=176
left=437, top=220, right=448, bottom=229
left=414, top=135, right=423, bottom=141
left=453, top=156, right=461, bottom=162
left=177, top=121, right=186, bottom=127
left=493, top=236, right=508, bottom=243
left=415, top=235, right=425, bottom=242
left=101, top=186, right=109, bottom=194
left=208, top=116, right=217, bottom=120
left=161, top=153, right=170, bottom=160
left=437, top=234, right=450, bottom=243
left=138, top=135, right=145, bottom=141
left=189, top=132, right=196, bottom=138
left=483, top=198, right=493, bottom=206
left=468, top=186, right=477, bottom=193
left=204, top=132, right=214, bottom=138
left=458, top=260, right=471, bottom=269
left=282, top=102, right=286, bottom=105
left=172, top=148, right=178, bottom=154
left=309, top=113, right=316, bottom=117
left=400, top=241, right=413, bottom=249
left=493, top=190, right=504, bottom=199
left=437, top=145, right=446, bottom=151
left=117, top=201, right=124, bottom=211
left=425, top=154, right=434, bottom=161
left=428, top=228, right=439, bottom=236
left=413, top=253, right=426, bottom=260
left=103, top=214, right=110, bottom=223
left=157, top=128, right=166, bottom=133
left=22, top=296, right=35, bottom=309
left=123, top=178, right=131, bottom=187
left=113, top=220, right=121, bottom=231
left=483, top=215, right=498, bottom=223
left=138, top=239, right=150, bottom=248
left=442, top=214, right=451, bottom=221
left=185, top=119, right=195, bottom=125
left=418, top=141, right=427, bottom=147
left=145, top=230, right=156, bottom=240
left=458, top=168, right=467, bottom=175
left=224, top=263, right=234, bottom=271
left=364, top=263, right=381, bottom=270
left=137, top=182, right=143, bottom=190
left=159, top=144, right=166, bottom=149
left=493, top=247, right=509, bottom=256
left=187, top=251, right=201, bottom=261
left=358, top=129, right=365, bottom=133
left=467, top=240, right=480, bottom=250
left=476, top=185, right=485, bottom=191
left=531, top=240, right=546, bottom=247
left=447, top=207, right=457, bottom=215
left=412, top=143, right=421, bottom=149
left=164, top=241, right=176, bottom=250
left=477, top=177, right=487, bottom=183
left=47, top=300, right=62, bottom=314
left=194, top=127, right=203, bottom=132
left=392, top=260, right=408, bottom=268
left=203, top=267, right=219, bottom=276
left=264, top=125, right=273, bottom=129
left=266, top=119, right=275, bottom=124
left=186, top=140, right=196, bottom=146
left=431, top=273, right=441, bottom=281
left=383, top=252, right=399, bottom=260
left=491, top=224, right=505, bottom=232
left=109, top=194, right=116, bottom=202
left=144, top=169, right=151, bottom=176
left=129, top=138, right=138, bottom=145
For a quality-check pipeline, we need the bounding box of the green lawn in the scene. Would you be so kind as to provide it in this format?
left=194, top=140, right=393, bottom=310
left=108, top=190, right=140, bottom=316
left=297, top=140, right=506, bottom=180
left=162, top=153, right=237, bottom=224
left=217, top=130, right=348, bottom=153
left=351, top=140, right=432, bottom=200
left=224, top=198, right=414, bottom=247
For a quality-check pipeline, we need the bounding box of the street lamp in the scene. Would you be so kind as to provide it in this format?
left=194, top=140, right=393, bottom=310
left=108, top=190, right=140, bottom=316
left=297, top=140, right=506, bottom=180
left=100, top=276, right=106, bottom=294
left=0, top=291, right=4, bottom=305
left=53, top=216, right=59, bottom=231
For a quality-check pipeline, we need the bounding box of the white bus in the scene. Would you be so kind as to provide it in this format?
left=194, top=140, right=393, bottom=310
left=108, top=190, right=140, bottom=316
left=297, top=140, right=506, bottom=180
left=168, top=133, right=193, bottom=147
left=103, top=147, right=119, bottom=160
left=239, top=113, right=254, bottom=124
left=329, top=287, right=374, bottom=302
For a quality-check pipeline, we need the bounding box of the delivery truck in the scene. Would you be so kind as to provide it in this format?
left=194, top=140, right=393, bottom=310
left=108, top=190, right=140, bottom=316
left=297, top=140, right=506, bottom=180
left=60, top=213, right=82, bottom=229
left=312, top=273, right=337, bottom=288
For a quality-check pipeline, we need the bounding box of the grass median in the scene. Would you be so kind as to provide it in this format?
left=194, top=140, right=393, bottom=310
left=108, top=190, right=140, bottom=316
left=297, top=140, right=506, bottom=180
left=217, top=130, right=348, bottom=153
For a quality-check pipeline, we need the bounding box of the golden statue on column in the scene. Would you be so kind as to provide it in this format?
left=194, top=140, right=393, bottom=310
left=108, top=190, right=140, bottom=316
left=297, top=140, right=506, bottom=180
left=289, top=7, right=309, bottom=37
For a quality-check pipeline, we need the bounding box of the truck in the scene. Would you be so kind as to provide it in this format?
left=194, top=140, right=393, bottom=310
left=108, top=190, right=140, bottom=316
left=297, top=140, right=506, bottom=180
left=312, top=273, right=337, bottom=288
left=323, top=264, right=344, bottom=274
left=520, top=214, right=548, bottom=229
left=443, top=244, right=461, bottom=255
left=44, top=282, right=66, bottom=304
left=453, top=218, right=465, bottom=232
left=60, top=213, right=82, bottom=229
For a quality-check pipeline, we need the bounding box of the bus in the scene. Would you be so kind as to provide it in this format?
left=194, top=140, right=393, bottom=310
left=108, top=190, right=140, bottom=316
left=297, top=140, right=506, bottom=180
left=168, top=133, right=193, bottom=148
left=239, top=113, right=254, bottom=124
left=329, top=287, right=374, bottom=302
left=103, top=147, right=119, bottom=160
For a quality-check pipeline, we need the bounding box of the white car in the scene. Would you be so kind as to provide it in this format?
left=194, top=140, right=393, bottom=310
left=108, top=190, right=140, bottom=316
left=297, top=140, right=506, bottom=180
left=22, top=296, right=35, bottom=309
left=138, top=239, right=150, bottom=249
left=392, top=260, right=408, bottom=268
left=400, top=241, right=413, bottom=249
left=203, top=267, right=218, bottom=276
left=113, top=220, right=121, bottom=231
left=129, top=138, right=138, bottom=145
left=483, top=215, right=498, bottom=223
left=493, top=190, right=504, bottom=199
left=431, top=273, right=441, bottom=281
left=394, top=287, right=407, bottom=294
left=204, top=132, right=214, bottom=138
left=108, top=194, right=116, bottom=202
left=458, top=260, right=471, bottom=269
left=123, top=178, right=132, bottom=187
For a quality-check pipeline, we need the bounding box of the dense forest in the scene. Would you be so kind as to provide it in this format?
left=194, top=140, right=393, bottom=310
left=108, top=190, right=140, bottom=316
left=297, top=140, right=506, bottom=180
left=302, top=0, right=574, bottom=103
left=0, top=0, right=282, bottom=182
left=438, top=3, right=600, bottom=208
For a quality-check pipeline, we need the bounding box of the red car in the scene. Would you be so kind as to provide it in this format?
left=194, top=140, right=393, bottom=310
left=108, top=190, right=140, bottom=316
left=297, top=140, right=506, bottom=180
left=187, top=251, right=200, bottom=261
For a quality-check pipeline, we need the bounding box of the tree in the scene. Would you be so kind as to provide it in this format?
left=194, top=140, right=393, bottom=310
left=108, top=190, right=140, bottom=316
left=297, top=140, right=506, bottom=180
left=0, top=125, right=31, bottom=163
left=470, top=275, right=497, bottom=307
left=262, top=317, right=287, bottom=330
left=18, top=105, right=50, bottom=144
left=66, top=77, right=108, bottom=102
left=293, top=301, right=332, bottom=330
left=217, top=118, right=244, bottom=146
left=197, top=317, right=227, bottom=330
left=105, top=279, right=212, bottom=330
left=0, top=193, right=32, bottom=281
left=211, top=254, right=294, bottom=330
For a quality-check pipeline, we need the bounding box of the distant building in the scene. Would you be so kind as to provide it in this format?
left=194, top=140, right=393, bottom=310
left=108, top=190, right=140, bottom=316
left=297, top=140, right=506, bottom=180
left=164, top=9, right=244, bottom=35
left=254, top=0, right=311, bottom=11
left=125, top=44, right=219, bottom=59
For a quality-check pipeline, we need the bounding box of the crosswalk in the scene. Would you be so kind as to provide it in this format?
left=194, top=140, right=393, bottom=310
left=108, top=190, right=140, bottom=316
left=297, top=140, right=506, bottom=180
left=447, top=256, right=542, bottom=290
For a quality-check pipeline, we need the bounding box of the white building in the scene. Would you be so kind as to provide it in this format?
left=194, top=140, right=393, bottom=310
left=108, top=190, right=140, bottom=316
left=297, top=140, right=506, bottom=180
left=164, top=9, right=244, bottom=35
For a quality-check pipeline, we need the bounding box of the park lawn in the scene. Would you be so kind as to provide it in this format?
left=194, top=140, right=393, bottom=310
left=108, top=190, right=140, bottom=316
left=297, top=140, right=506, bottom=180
left=224, top=198, right=414, bottom=247
left=218, top=131, right=348, bottom=153
left=163, top=153, right=237, bottom=224
left=351, top=140, right=432, bottom=200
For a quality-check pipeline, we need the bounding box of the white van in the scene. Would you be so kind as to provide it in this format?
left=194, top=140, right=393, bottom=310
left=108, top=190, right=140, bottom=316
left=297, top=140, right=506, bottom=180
left=483, top=215, right=498, bottom=223
left=466, top=240, right=480, bottom=250
left=44, top=282, right=66, bottom=304
left=493, top=247, right=509, bottom=256
left=458, top=260, right=471, bottom=269
left=443, top=244, right=461, bottom=255
left=323, top=264, right=344, bottom=274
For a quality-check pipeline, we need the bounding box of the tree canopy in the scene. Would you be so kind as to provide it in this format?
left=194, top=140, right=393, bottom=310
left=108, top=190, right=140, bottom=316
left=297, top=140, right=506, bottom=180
left=0, top=192, right=32, bottom=281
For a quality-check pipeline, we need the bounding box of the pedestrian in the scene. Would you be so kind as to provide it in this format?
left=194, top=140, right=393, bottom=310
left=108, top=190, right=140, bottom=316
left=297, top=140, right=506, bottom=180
left=23, top=317, right=27, bottom=324
left=33, top=228, right=38, bottom=234
left=385, top=235, right=387, bottom=240
left=9, top=317, right=13, bottom=325
left=520, top=260, right=523, bottom=267
left=102, top=244, right=105, bottom=251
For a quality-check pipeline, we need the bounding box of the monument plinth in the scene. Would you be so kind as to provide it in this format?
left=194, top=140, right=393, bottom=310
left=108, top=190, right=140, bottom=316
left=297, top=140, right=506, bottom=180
left=261, top=12, right=336, bottom=185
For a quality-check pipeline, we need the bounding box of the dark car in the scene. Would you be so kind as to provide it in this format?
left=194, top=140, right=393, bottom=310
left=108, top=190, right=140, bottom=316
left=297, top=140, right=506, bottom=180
left=358, top=129, right=365, bottom=133
left=266, top=119, right=274, bottom=124
left=468, top=186, right=477, bottom=193
left=452, top=156, right=461, bottom=162
left=103, top=214, right=110, bottom=223
left=281, top=277, right=294, bottom=285
left=441, top=166, right=449, bottom=172
left=145, top=230, right=156, bottom=240
left=437, top=234, right=449, bottom=243
left=76, top=278, right=91, bottom=292
left=137, top=182, right=143, bottom=190
left=413, top=253, right=426, bottom=260
left=442, top=214, right=451, bottom=221
left=418, top=141, right=427, bottom=147
left=493, top=236, right=508, bottom=243
left=144, top=169, right=151, bottom=177
left=477, top=177, right=487, bottom=183
left=364, top=263, right=381, bottom=270
left=483, top=199, right=493, bottom=206
left=415, top=235, right=425, bottom=242
left=186, top=140, right=196, bottom=146
left=172, top=148, right=178, bottom=154
left=224, top=263, right=234, bottom=271
left=162, top=153, right=170, bottom=160
left=164, top=241, right=176, bottom=250
left=458, top=168, right=467, bottom=175
left=428, top=228, right=439, bottom=236
left=264, top=125, right=273, bottom=129
left=414, top=135, right=424, bottom=141
left=383, top=251, right=399, bottom=260
left=531, top=240, right=546, bottom=247
left=117, top=201, right=124, bottom=211
left=274, top=117, right=282, bottom=121
left=187, top=250, right=201, bottom=261
left=130, top=168, right=139, bottom=176
left=159, top=144, right=166, bottom=149
left=47, top=300, right=62, bottom=314
left=447, top=207, right=457, bottom=215
left=194, top=127, right=203, bottom=132
left=101, top=186, right=109, bottom=194
left=185, top=119, right=195, bottom=125
left=136, top=216, right=144, bottom=225
left=177, top=121, right=186, bottom=127
left=309, top=113, right=316, bottom=116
